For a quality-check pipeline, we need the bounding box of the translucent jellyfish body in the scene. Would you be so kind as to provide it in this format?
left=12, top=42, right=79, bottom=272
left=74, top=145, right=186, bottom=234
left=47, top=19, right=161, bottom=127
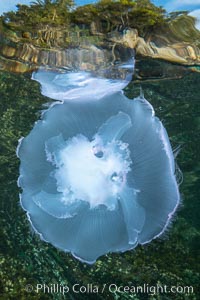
left=32, top=58, right=134, bottom=101
left=18, top=93, right=180, bottom=263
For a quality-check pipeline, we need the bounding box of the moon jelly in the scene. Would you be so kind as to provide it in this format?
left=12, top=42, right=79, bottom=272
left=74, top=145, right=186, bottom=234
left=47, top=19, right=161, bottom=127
left=32, top=58, right=134, bottom=101
left=18, top=92, right=180, bottom=263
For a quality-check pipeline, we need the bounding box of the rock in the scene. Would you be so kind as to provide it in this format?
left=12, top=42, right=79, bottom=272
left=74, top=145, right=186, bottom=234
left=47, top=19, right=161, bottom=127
left=119, top=16, right=200, bottom=65
left=0, top=24, right=134, bottom=75
left=0, top=15, right=199, bottom=75
left=133, top=58, right=189, bottom=82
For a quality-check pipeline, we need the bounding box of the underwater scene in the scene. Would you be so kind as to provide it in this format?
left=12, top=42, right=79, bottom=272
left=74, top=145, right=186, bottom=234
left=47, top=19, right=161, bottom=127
left=0, top=0, right=200, bottom=299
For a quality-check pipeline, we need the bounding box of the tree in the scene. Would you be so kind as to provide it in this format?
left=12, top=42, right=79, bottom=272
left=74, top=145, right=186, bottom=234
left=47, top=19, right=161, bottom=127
left=3, top=0, right=75, bottom=28
left=71, top=4, right=98, bottom=26
left=96, top=0, right=136, bottom=31
left=55, top=0, right=74, bottom=10
left=2, top=0, right=166, bottom=34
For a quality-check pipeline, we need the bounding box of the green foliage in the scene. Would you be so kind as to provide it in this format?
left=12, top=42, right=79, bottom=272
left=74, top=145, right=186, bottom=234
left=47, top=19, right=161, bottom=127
left=2, top=0, right=74, bottom=29
left=71, top=4, right=99, bottom=26
left=1, top=0, right=166, bottom=35
left=71, top=0, right=166, bottom=34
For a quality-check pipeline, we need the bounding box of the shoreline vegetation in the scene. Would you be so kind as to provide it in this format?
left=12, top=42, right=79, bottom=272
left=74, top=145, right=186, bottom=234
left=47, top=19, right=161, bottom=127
left=1, top=0, right=167, bottom=35
left=0, top=0, right=200, bottom=73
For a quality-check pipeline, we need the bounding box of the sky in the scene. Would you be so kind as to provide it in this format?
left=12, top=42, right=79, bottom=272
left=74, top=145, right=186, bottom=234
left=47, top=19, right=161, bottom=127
left=0, top=0, right=200, bottom=15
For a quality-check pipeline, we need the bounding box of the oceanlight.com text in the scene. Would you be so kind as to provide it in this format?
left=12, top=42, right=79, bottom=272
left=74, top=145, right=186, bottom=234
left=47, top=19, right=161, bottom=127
left=25, top=283, right=194, bottom=296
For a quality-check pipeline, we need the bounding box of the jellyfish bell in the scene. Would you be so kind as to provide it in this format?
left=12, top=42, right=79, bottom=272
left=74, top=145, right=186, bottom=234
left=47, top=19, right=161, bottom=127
left=32, top=58, right=134, bottom=102
left=18, top=92, right=180, bottom=263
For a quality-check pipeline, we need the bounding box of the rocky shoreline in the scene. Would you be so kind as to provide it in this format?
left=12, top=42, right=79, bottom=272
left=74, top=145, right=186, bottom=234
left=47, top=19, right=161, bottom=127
left=0, top=15, right=200, bottom=74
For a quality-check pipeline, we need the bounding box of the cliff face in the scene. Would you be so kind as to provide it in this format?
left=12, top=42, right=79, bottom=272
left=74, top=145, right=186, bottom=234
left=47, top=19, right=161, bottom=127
left=0, top=23, right=134, bottom=73
left=113, top=15, right=200, bottom=65
left=0, top=15, right=199, bottom=73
